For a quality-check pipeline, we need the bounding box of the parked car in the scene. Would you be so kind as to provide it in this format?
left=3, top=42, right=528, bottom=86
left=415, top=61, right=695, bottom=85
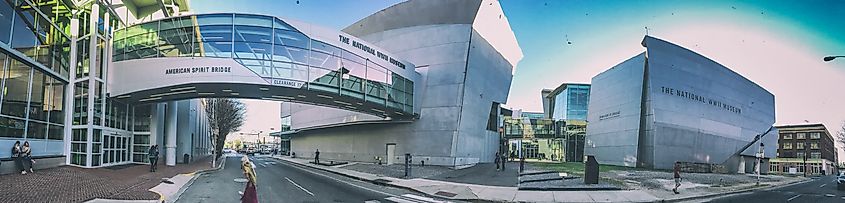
left=223, top=148, right=234, bottom=154
left=246, top=147, right=257, bottom=155
left=837, top=171, right=845, bottom=190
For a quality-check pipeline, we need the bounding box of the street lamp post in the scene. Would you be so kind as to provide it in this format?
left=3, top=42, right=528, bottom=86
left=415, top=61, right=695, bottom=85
left=823, top=56, right=845, bottom=62
left=756, top=142, right=764, bottom=186
left=803, top=141, right=809, bottom=177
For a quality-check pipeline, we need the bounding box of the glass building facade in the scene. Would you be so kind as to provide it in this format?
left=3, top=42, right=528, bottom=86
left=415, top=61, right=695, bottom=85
left=502, top=84, right=591, bottom=162
left=0, top=0, right=71, bottom=159
left=0, top=0, right=190, bottom=169
left=551, top=84, right=590, bottom=120
left=112, top=13, right=414, bottom=115
left=502, top=116, right=561, bottom=161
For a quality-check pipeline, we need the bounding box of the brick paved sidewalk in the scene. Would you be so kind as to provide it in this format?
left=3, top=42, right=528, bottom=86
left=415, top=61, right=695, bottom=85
left=0, top=156, right=213, bottom=203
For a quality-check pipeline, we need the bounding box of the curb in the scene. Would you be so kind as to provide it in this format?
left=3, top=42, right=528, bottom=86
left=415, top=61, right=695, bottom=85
left=165, top=156, right=227, bottom=203
left=272, top=157, right=481, bottom=201
left=658, top=178, right=813, bottom=203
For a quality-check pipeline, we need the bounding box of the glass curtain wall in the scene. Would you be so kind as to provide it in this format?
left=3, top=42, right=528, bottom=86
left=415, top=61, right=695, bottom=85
left=132, top=104, right=151, bottom=163
left=70, top=1, right=131, bottom=167
left=0, top=0, right=69, bottom=159
left=112, top=13, right=414, bottom=115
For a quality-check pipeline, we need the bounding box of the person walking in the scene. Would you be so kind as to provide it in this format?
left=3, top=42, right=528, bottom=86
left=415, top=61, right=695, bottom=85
left=500, top=152, right=507, bottom=171
left=494, top=151, right=501, bottom=171
left=241, top=155, right=258, bottom=203
left=21, top=141, right=33, bottom=173
left=11, top=141, right=23, bottom=175
left=673, top=162, right=681, bottom=194
left=148, top=145, right=159, bottom=172
left=314, top=149, right=320, bottom=164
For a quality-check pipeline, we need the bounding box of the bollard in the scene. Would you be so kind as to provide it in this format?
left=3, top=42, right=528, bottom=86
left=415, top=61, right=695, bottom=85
left=519, top=156, right=525, bottom=173
left=404, top=153, right=412, bottom=178
left=501, top=155, right=506, bottom=171
left=421, top=160, right=425, bottom=167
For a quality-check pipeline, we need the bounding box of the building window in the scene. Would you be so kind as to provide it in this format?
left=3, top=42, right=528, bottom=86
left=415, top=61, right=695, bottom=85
left=487, top=102, right=499, bottom=131
left=796, top=133, right=806, bottom=139
left=796, top=142, right=804, bottom=149
left=810, top=143, right=819, bottom=149
left=1, top=60, right=32, bottom=118
left=811, top=152, right=821, bottom=159
left=810, top=132, right=820, bottom=139
left=783, top=142, right=792, bottom=149
left=783, top=133, right=792, bottom=139
left=797, top=152, right=805, bottom=158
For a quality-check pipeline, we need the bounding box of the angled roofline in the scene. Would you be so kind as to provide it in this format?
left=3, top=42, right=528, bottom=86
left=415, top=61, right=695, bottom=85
left=641, top=35, right=774, bottom=98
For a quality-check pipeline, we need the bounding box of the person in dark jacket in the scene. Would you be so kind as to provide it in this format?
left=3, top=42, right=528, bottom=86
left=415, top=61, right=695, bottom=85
left=673, top=162, right=681, bottom=194
left=148, top=145, right=159, bottom=172
left=22, top=141, right=33, bottom=173
left=11, top=141, right=23, bottom=175
left=314, top=149, right=320, bottom=164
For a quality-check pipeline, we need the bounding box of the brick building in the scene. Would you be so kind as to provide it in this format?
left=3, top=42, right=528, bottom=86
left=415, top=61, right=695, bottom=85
left=770, top=124, right=838, bottom=176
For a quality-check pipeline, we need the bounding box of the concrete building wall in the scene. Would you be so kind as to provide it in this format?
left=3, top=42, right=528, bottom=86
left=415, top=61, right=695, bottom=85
left=289, top=0, right=520, bottom=166
left=288, top=103, right=382, bottom=130
left=643, top=36, right=776, bottom=170
left=151, top=99, right=210, bottom=165
left=585, top=53, right=646, bottom=167
left=455, top=30, right=514, bottom=163
left=291, top=24, right=473, bottom=166
left=586, top=36, right=776, bottom=171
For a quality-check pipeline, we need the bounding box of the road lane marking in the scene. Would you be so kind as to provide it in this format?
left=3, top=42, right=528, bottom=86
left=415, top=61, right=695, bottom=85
left=787, top=194, right=801, bottom=201
left=402, top=194, right=442, bottom=202
left=285, top=177, right=315, bottom=196
left=385, top=197, right=420, bottom=203
left=819, top=183, right=827, bottom=188
left=278, top=160, right=398, bottom=198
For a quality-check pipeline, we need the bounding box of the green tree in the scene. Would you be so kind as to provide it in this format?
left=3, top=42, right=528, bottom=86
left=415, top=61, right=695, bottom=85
left=233, top=139, right=243, bottom=150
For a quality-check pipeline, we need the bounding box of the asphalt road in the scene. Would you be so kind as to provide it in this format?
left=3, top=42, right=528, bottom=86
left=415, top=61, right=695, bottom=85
left=708, top=175, right=845, bottom=203
left=177, top=154, right=442, bottom=203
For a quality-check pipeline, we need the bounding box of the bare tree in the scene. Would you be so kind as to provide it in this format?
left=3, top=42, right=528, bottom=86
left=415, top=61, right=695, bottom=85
left=203, top=98, right=246, bottom=165
left=837, top=121, right=845, bottom=163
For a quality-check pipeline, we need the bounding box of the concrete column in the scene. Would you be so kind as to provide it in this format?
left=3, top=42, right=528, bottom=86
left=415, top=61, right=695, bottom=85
left=166, top=101, right=178, bottom=166
left=64, top=18, right=79, bottom=165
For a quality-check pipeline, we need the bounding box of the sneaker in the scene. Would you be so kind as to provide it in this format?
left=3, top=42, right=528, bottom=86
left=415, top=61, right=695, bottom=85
left=29, top=169, right=34, bottom=173
left=21, top=171, right=26, bottom=175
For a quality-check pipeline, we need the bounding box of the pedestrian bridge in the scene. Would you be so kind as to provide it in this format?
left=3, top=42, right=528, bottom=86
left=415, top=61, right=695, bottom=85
left=109, top=13, right=419, bottom=119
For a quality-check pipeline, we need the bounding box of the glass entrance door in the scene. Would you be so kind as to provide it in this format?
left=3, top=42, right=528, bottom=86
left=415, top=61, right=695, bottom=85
left=101, top=130, right=132, bottom=166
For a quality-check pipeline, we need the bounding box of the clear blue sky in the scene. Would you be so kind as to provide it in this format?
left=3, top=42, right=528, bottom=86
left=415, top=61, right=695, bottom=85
left=193, top=0, right=845, bottom=147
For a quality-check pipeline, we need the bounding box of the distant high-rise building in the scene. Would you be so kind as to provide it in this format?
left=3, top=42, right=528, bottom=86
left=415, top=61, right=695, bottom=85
left=543, top=83, right=590, bottom=121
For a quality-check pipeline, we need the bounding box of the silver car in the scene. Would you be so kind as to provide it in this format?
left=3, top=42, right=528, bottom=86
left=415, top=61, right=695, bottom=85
left=837, top=171, right=845, bottom=190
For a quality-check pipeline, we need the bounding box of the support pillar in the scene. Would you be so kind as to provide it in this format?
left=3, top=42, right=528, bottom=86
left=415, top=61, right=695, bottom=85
left=166, top=101, right=178, bottom=166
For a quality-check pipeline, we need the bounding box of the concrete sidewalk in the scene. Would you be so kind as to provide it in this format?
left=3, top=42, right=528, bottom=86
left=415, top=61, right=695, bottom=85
left=274, top=156, right=660, bottom=202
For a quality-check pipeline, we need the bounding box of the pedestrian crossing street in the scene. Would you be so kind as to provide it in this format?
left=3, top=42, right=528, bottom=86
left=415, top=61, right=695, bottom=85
left=365, top=194, right=450, bottom=203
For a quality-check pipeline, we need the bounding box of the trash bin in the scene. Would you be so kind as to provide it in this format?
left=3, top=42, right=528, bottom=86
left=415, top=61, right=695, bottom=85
left=183, top=154, right=191, bottom=164
left=584, top=155, right=599, bottom=184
